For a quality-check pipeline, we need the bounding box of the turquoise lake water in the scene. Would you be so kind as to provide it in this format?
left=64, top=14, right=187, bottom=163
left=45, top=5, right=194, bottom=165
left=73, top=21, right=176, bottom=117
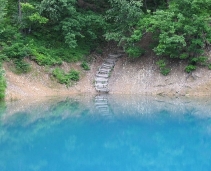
left=0, top=95, right=211, bottom=171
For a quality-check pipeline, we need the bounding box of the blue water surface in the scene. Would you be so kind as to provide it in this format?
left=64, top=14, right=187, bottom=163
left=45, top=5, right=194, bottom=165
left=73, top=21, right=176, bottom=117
left=0, top=95, right=211, bottom=171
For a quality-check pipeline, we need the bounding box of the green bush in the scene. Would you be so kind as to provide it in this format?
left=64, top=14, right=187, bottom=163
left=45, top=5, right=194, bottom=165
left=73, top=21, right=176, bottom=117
left=68, top=70, right=80, bottom=81
left=190, top=56, right=207, bottom=65
left=2, top=42, right=30, bottom=59
left=180, top=53, right=189, bottom=60
left=208, top=64, right=211, bottom=70
left=156, top=59, right=170, bottom=76
left=52, top=68, right=80, bottom=86
left=52, top=68, right=70, bottom=85
left=156, top=59, right=166, bottom=68
left=59, top=45, right=90, bottom=62
left=13, top=59, right=31, bottom=74
left=81, top=61, right=90, bottom=70
left=0, top=25, right=20, bottom=43
left=185, top=65, right=196, bottom=73
left=0, top=53, right=7, bottom=61
left=29, top=39, right=89, bottom=64
left=31, top=49, right=62, bottom=66
left=126, top=46, right=145, bottom=58
left=0, top=65, right=6, bottom=100
left=160, top=68, right=170, bottom=76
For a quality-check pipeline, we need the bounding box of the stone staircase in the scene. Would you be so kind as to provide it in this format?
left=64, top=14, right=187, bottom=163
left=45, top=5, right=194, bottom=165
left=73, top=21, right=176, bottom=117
left=94, top=53, right=122, bottom=93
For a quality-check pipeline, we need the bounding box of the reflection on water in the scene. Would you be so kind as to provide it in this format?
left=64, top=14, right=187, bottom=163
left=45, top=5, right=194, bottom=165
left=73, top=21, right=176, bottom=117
left=0, top=95, right=211, bottom=171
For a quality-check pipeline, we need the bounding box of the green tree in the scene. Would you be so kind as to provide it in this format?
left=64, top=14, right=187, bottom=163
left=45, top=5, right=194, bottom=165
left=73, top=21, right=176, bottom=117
left=105, top=0, right=143, bottom=46
left=18, top=2, right=48, bottom=34
left=132, top=0, right=211, bottom=71
left=39, top=0, right=106, bottom=48
left=0, top=0, right=8, bottom=36
left=0, top=0, right=7, bottom=22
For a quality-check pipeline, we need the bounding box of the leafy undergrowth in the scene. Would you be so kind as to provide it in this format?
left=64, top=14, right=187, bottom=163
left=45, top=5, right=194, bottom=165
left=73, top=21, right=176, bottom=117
left=52, top=68, right=80, bottom=87
left=28, top=38, right=90, bottom=66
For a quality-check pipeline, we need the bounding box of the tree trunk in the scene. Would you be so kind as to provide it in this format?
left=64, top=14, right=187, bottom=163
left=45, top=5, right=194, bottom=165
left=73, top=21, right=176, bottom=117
left=18, top=0, right=22, bottom=23
left=166, top=0, right=169, bottom=8
left=144, top=0, right=147, bottom=11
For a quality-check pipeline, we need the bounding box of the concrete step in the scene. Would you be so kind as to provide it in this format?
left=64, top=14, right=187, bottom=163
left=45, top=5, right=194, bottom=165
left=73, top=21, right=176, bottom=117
left=96, top=73, right=109, bottom=78
left=98, top=70, right=110, bottom=74
left=96, top=87, right=109, bottom=92
left=95, top=84, right=108, bottom=88
left=95, top=77, right=108, bottom=82
left=104, top=59, right=117, bottom=64
left=101, top=64, right=113, bottom=69
left=108, top=54, right=122, bottom=58
left=99, top=68, right=112, bottom=73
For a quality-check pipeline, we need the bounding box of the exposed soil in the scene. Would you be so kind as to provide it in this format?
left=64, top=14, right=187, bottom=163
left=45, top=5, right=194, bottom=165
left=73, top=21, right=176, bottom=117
left=4, top=60, right=93, bottom=101
left=4, top=43, right=211, bottom=101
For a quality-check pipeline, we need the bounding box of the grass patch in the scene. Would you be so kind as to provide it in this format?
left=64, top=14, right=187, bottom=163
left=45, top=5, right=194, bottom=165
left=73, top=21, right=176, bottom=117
left=52, top=68, right=80, bottom=86
left=80, top=61, right=90, bottom=70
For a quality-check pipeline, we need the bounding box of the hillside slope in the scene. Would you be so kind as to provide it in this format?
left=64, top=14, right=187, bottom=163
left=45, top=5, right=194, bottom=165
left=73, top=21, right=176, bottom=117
left=4, top=49, right=211, bottom=100
left=109, top=51, right=211, bottom=96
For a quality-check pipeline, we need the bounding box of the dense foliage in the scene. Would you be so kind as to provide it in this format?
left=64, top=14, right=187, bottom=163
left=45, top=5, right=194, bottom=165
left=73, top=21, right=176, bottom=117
left=0, top=0, right=211, bottom=99
left=132, top=0, right=211, bottom=73
left=52, top=68, right=80, bottom=86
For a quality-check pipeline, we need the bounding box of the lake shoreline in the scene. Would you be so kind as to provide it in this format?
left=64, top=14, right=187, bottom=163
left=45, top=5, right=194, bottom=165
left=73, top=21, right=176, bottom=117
left=4, top=48, right=211, bottom=101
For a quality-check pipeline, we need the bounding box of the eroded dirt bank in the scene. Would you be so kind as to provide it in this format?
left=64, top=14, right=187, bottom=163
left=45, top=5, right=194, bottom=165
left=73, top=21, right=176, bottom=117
left=4, top=49, right=211, bottom=100
left=109, top=50, right=211, bottom=96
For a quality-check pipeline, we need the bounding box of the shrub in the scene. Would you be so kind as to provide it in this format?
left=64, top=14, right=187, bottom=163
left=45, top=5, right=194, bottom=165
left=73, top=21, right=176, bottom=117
left=81, top=61, right=90, bottom=70
left=185, top=65, right=196, bottom=73
left=59, top=46, right=89, bottom=62
left=68, top=70, right=80, bottom=81
left=13, top=59, right=31, bottom=74
left=156, top=59, right=170, bottom=76
left=156, top=59, right=166, bottom=68
left=208, top=64, right=211, bottom=70
left=31, top=49, right=62, bottom=66
left=52, top=68, right=69, bottom=85
left=2, top=42, right=30, bottom=59
left=180, top=53, right=189, bottom=59
left=0, top=53, right=7, bottom=61
left=0, top=65, right=6, bottom=100
left=126, top=46, right=145, bottom=58
left=190, top=56, right=208, bottom=65
left=29, top=39, right=88, bottom=64
left=52, top=68, right=80, bottom=86
left=160, top=68, right=170, bottom=76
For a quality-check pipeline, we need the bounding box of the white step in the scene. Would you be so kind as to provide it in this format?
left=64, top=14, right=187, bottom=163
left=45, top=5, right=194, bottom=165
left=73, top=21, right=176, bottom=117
left=95, top=77, right=108, bottom=82
left=96, top=73, right=109, bottom=78
left=108, top=54, right=122, bottom=58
